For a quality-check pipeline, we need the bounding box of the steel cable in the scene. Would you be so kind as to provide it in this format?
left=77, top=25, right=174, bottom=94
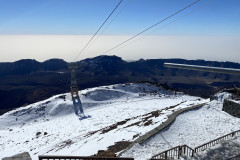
left=73, top=0, right=123, bottom=61
left=102, top=0, right=201, bottom=55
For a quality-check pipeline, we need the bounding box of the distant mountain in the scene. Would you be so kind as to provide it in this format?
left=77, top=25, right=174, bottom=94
left=0, top=55, right=240, bottom=115
left=79, top=55, right=126, bottom=74
left=0, top=58, right=68, bottom=76
left=42, top=59, right=68, bottom=71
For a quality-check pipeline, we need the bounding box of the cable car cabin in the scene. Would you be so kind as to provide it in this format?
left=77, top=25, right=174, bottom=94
left=68, top=62, right=84, bottom=115
left=69, top=63, right=79, bottom=99
left=70, top=86, right=79, bottom=99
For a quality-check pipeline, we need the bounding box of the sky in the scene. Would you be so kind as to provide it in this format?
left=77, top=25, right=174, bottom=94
left=0, top=0, right=240, bottom=62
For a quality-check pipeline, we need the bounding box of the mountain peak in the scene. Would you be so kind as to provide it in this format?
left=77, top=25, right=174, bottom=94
left=14, top=59, right=39, bottom=64
left=81, top=55, right=124, bottom=63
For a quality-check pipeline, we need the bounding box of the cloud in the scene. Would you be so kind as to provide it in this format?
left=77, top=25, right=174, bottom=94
left=0, top=35, right=239, bottom=63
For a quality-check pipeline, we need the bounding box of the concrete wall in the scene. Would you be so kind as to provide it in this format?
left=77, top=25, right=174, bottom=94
left=223, top=99, right=240, bottom=118
left=2, top=152, right=31, bottom=160
left=118, top=103, right=206, bottom=156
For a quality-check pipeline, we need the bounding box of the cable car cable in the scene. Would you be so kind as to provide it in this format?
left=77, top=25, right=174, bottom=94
left=74, top=0, right=123, bottom=61
left=102, top=0, right=201, bottom=55
left=85, top=0, right=131, bottom=52
left=115, top=0, right=215, bottom=53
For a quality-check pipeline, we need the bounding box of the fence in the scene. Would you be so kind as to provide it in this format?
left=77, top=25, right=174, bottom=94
left=151, top=146, right=180, bottom=159
left=39, top=156, right=134, bottom=160
left=151, top=129, right=240, bottom=160
left=194, top=130, right=240, bottom=153
left=228, top=154, right=240, bottom=160
left=181, top=145, right=194, bottom=157
left=151, top=145, right=194, bottom=160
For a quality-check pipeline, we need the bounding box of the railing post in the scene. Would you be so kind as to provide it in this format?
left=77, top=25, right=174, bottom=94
left=178, top=146, right=181, bottom=159
left=165, top=151, right=167, bottom=159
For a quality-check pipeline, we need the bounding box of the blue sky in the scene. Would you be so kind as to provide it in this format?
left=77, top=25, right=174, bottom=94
left=0, top=0, right=240, bottom=62
left=0, top=0, right=239, bottom=36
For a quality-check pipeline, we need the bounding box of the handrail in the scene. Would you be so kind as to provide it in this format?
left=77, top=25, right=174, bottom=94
left=194, top=130, right=240, bottom=152
left=181, top=145, right=194, bottom=157
left=39, top=155, right=134, bottom=160
left=228, top=154, right=240, bottom=160
left=151, top=129, right=240, bottom=160
left=151, top=145, right=194, bottom=160
left=151, top=146, right=180, bottom=159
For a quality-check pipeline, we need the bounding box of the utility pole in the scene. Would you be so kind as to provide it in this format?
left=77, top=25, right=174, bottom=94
left=69, top=63, right=84, bottom=115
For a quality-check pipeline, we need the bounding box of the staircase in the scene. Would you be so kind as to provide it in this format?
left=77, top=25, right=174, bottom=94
left=151, top=129, right=240, bottom=160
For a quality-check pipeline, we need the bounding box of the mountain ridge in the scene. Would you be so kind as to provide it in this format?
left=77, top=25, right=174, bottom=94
left=1, top=56, right=240, bottom=76
left=0, top=55, right=239, bottom=114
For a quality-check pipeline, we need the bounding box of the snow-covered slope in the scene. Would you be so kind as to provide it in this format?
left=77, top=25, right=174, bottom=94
left=0, top=83, right=206, bottom=159
left=123, top=92, right=240, bottom=160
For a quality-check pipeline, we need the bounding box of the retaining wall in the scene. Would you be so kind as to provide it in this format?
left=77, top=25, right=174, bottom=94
left=223, top=99, right=240, bottom=118
left=118, top=103, right=206, bottom=157
left=2, top=152, right=32, bottom=160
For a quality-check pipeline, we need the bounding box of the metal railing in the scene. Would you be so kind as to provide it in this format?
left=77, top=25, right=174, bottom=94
left=151, top=146, right=181, bottom=159
left=151, top=129, right=240, bottom=160
left=194, top=130, right=240, bottom=153
left=228, top=154, right=240, bottom=160
left=181, top=145, right=194, bottom=157
left=39, top=156, right=134, bottom=160
left=151, top=145, right=194, bottom=160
